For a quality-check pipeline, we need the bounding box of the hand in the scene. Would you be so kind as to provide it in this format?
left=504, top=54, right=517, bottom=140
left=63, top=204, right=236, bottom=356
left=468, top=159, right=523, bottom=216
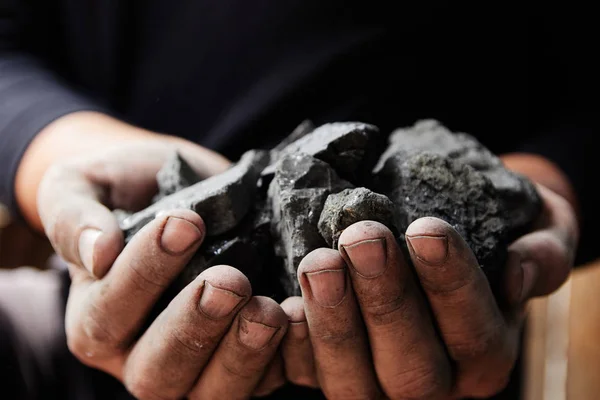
left=30, top=113, right=289, bottom=399
left=280, top=173, right=577, bottom=398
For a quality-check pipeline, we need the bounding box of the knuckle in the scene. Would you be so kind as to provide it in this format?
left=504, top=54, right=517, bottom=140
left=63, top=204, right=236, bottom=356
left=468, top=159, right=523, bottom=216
left=167, top=326, right=219, bottom=357
left=360, top=291, right=408, bottom=326
left=448, top=325, right=503, bottom=361
left=311, top=326, right=358, bottom=347
left=125, top=375, right=170, bottom=400
left=221, top=358, right=260, bottom=380
left=68, top=302, right=126, bottom=359
left=385, top=364, right=449, bottom=400
left=126, top=253, right=172, bottom=293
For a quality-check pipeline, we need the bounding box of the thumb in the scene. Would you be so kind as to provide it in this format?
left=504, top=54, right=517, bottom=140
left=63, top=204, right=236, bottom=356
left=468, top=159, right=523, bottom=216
left=38, top=164, right=123, bottom=279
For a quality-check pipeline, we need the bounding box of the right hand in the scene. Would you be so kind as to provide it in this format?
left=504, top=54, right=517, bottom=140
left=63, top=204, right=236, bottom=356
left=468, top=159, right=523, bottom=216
left=28, top=112, right=289, bottom=399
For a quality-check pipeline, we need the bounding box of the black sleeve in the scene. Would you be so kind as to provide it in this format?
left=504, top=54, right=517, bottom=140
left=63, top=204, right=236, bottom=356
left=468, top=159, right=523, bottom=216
left=0, top=0, right=104, bottom=215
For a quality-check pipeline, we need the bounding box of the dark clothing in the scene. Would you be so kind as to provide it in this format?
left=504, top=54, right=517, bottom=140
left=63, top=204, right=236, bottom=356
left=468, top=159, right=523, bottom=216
left=0, top=1, right=596, bottom=399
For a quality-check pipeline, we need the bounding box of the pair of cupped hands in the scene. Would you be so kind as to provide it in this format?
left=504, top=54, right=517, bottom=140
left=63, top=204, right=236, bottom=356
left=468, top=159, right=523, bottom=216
left=23, top=113, right=577, bottom=400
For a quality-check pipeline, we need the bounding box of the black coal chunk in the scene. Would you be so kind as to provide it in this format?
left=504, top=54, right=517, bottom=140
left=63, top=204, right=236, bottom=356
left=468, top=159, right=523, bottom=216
left=376, top=152, right=540, bottom=290
left=117, top=150, right=269, bottom=241
left=117, top=119, right=542, bottom=302
left=318, top=187, right=399, bottom=249
left=262, top=122, right=380, bottom=184
left=154, top=152, right=201, bottom=201
left=268, top=153, right=352, bottom=295
left=375, top=119, right=542, bottom=239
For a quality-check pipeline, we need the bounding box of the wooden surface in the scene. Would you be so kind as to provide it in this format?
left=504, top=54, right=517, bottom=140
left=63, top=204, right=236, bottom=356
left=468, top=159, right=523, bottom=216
left=524, top=260, right=600, bottom=400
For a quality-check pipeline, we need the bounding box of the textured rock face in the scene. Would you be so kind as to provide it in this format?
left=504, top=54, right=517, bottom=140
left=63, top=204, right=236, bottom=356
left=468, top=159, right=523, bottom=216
left=262, top=121, right=380, bottom=183
left=318, top=188, right=398, bottom=248
left=268, top=153, right=352, bottom=295
left=117, top=119, right=542, bottom=300
left=117, top=150, right=269, bottom=241
left=154, top=152, right=201, bottom=201
left=377, top=153, right=513, bottom=286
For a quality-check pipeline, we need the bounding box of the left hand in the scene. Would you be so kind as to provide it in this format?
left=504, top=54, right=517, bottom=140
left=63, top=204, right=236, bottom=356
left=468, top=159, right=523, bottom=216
left=266, top=180, right=577, bottom=399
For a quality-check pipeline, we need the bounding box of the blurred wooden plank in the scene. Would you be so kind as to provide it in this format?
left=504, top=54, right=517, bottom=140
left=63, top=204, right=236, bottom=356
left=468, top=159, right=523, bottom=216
left=524, top=260, right=600, bottom=400
left=543, top=278, right=571, bottom=400
left=567, top=263, right=600, bottom=398
left=523, top=278, right=571, bottom=400
left=523, top=295, right=549, bottom=400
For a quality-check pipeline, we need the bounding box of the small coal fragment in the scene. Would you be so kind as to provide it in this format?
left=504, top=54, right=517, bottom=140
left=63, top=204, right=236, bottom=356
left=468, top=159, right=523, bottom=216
left=377, top=152, right=540, bottom=290
left=318, top=188, right=398, bottom=248
left=268, top=153, right=352, bottom=295
left=118, top=150, right=269, bottom=241
left=263, top=122, right=380, bottom=183
left=154, top=152, right=201, bottom=201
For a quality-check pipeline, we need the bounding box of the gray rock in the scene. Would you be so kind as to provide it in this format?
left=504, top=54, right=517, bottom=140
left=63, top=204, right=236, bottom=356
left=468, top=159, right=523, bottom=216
left=373, top=119, right=502, bottom=173
left=263, top=122, right=380, bottom=183
left=154, top=152, right=201, bottom=201
left=375, top=119, right=542, bottom=239
left=318, top=188, right=399, bottom=248
left=376, top=152, right=541, bottom=289
left=118, top=150, right=269, bottom=241
left=268, top=153, right=352, bottom=295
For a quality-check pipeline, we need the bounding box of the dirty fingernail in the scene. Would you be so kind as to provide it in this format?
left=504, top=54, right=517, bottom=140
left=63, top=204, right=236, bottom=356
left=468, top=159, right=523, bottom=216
left=199, top=282, right=245, bottom=319
left=238, top=317, right=279, bottom=350
left=406, top=235, right=448, bottom=265
left=304, top=269, right=346, bottom=307
left=342, top=238, right=387, bottom=278
left=160, top=217, right=203, bottom=255
left=79, top=228, right=102, bottom=276
left=288, top=321, right=309, bottom=340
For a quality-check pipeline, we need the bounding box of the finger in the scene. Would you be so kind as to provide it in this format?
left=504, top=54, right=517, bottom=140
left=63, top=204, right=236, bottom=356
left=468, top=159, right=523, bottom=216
left=339, top=221, right=451, bottom=399
left=298, top=248, right=381, bottom=399
left=122, top=265, right=250, bottom=400
left=406, top=217, right=519, bottom=398
left=252, top=353, right=286, bottom=397
left=280, top=296, right=319, bottom=389
left=509, top=185, right=578, bottom=301
left=65, top=209, right=204, bottom=372
left=38, top=164, right=123, bottom=278
left=188, top=296, right=288, bottom=400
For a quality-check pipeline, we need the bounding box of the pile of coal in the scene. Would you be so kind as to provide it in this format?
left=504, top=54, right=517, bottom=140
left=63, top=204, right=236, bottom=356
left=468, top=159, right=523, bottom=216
left=116, top=119, right=541, bottom=300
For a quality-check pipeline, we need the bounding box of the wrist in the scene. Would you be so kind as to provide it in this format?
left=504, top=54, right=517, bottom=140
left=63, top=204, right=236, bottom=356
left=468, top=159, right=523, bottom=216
left=15, top=112, right=157, bottom=230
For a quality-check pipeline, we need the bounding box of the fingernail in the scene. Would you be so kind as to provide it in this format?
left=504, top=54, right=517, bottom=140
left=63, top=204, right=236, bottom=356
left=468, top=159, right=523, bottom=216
left=304, top=269, right=346, bottom=307
left=160, top=217, right=203, bottom=255
left=341, top=238, right=387, bottom=278
left=238, top=317, right=279, bottom=350
left=79, top=228, right=102, bottom=275
left=406, top=235, right=448, bottom=265
left=199, top=282, right=244, bottom=319
left=520, top=261, right=538, bottom=302
left=288, top=321, right=309, bottom=340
